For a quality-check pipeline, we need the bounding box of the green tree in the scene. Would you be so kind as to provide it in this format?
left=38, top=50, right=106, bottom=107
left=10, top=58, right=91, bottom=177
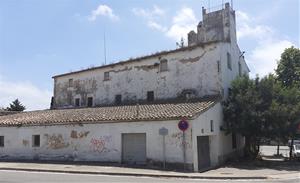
left=6, top=99, right=26, bottom=111
left=276, top=46, right=300, bottom=88
left=223, top=75, right=264, bottom=158
left=276, top=46, right=300, bottom=160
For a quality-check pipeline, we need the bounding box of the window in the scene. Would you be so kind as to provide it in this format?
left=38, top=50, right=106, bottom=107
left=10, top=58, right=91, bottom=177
left=210, top=120, right=214, bottom=132
left=160, top=59, right=168, bottom=72
left=227, top=52, right=232, bottom=70
left=104, top=72, right=110, bottom=80
left=75, top=98, right=80, bottom=107
left=87, top=97, right=93, bottom=107
left=68, top=78, right=73, bottom=87
left=147, top=91, right=154, bottom=102
left=238, top=62, right=242, bottom=76
left=228, top=88, right=232, bottom=97
left=232, top=133, right=237, bottom=149
left=185, top=92, right=192, bottom=100
left=217, top=60, right=221, bottom=73
left=0, top=136, right=4, bottom=147
left=115, top=95, right=122, bottom=105
left=32, top=135, right=40, bottom=147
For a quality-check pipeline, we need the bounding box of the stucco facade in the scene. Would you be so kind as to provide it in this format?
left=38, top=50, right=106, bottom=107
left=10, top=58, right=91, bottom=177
left=0, top=3, right=247, bottom=172
left=0, top=102, right=243, bottom=171
left=52, top=3, right=248, bottom=109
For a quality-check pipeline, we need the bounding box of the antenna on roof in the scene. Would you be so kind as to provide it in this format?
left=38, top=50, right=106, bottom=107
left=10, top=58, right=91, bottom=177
left=103, top=27, right=107, bottom=65
left=231, top=0, right=233, bottom=9
left=176, top=37, right=185, bottom=48
left=208, top=0, right=210, bottom=11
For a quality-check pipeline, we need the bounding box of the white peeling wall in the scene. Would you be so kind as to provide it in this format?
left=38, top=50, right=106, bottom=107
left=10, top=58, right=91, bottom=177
left=53, top=44, right=223, bottom=108
left=0, top=120, right=193, bottom=167
left=221, top=42, right=249, bottom=99
left=191, top=102, right=245, bottom=171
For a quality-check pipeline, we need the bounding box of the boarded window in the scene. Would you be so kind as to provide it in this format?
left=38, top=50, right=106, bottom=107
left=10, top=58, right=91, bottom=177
left=232, top=133, right=237, bottom=149
left=147, top=91, right=154, bottom=102
left=115, top=95, right=122, bottom=105
left=104, top=72, right=110, bottom=80
left=32, top=135, right=40, bottom=147
left=160, top=59, right=168, bottom=72
left=0, top=136, right=4, bottom=147
left=75, top=98, right=80, bottom=107
left=68, top=78, right=73, bottom=87
left=238, top=62, right=242, bottom=76
left=210, top=120, right=214, bottom=132
left=217, top=61, right=221, bottom=73
left=227, top=52, right=232, bottom=70
left=228, top=88, right=232, bottom=97
left=87, top=97, right=93, bottom=107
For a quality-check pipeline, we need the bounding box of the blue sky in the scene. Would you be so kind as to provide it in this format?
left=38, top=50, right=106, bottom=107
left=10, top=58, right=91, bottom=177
left=0, top=0, right=299, bottom=110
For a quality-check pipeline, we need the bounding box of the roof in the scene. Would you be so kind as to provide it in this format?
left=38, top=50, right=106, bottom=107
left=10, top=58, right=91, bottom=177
left=0, top=110, right=19, bottom=116
left=0, top=99, right=218, bottom=127
left=52, top=41, right=220, bottom=79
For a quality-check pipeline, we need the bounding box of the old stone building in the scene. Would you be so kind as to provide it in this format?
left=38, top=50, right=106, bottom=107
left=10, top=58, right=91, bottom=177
left=0, top=3, right=249, bottom=172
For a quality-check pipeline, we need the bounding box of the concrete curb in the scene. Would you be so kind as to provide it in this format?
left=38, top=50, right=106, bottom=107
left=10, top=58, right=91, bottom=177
left=0, top=167, right=268, bottom=180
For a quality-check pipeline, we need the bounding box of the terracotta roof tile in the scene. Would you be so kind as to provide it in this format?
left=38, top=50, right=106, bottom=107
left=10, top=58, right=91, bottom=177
left=0, top=99, right=217, bottom=127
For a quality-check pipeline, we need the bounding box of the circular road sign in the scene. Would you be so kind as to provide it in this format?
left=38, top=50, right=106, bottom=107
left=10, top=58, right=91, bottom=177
left=178, top=119, right=189, bottom=131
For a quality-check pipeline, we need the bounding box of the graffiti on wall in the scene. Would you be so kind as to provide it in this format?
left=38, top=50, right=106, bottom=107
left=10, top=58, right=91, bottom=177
left=45, top=134, right=69, bottom=149
left=168, top=132, right=192, bottom=149
left=89, top=136, right=117, bottom=154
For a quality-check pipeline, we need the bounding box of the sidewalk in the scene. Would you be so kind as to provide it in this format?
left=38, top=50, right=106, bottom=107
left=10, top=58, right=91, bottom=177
left=0, top=161, right=299, bottom=180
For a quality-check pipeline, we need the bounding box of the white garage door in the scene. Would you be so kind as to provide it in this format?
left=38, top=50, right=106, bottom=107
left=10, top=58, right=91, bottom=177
left=122, top=133, right=146, bottom=164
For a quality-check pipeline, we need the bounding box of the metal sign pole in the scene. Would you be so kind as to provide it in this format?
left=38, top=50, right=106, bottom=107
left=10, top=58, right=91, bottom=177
left=159, top=127, right=168, bottom=169
left=178, top=118, right=189, bottom=171
left=183, top=131, right=186, bottom=171
left=163, top=135, right=166, bottom=169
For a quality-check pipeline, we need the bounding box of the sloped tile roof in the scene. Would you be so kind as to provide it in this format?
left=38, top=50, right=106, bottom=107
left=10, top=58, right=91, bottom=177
left=0, top=110, right=19, bottom=116
left=0, top=99, right=217, bottom=127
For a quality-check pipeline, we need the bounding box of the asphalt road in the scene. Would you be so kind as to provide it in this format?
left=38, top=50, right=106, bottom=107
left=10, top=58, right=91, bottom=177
left=0, top=170, right=298, bottom=183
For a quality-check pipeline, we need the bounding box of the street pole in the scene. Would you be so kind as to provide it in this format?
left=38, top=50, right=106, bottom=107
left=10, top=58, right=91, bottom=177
left=183, top=131, right=186, bottom=171
left=163, top=135, right=166, bottom=169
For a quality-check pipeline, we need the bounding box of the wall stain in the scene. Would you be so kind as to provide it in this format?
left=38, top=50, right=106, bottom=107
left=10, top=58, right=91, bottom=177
left=108, top=66, right=132, bottom=73
left=70, top=130, right=90, bottom=139
left=179, top=51, right=205, bottom=64
left=134, top=64, right=159, bottom=71
left=22, top=140, right=29, bottom=146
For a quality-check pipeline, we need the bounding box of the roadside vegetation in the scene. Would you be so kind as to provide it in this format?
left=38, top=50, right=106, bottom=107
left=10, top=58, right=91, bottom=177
left=3, top=99, right=26, bottom=111
left=223, top=46, right=300, bottom=160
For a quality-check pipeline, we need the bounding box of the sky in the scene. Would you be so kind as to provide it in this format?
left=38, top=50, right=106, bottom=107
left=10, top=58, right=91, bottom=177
left=0, top=0, right=299, bottom=110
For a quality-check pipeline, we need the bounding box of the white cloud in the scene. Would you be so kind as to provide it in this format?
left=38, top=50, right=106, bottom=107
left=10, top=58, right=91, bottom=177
left=236, top=10, right=295, bottom=77
left=0, top=76, right=52, bottom=111
left=133, top=6, right=197, bottom=43
left=236, top=11, right=274, bottom=40
left=147, top=21, right=167, bottom=32
left=88, top=4, right=119, bottom=22
left=132, top=5, right=167, bottom=32
left=247, top=40, right=293, bottom=77
left=132, top=5, right=165, bottom=19
left=166, top=7, right=197, bottom=42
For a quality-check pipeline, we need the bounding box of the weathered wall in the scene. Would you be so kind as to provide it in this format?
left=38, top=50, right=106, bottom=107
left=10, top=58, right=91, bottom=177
left=188, top=3, right=236, bottom=46
left=0, top=119, right=194, bottom=169
left=53, top=44, right=223, bottom=108
left=220, top=42, right=249, bottom=98
left=191, top=103, right=244, bottom=171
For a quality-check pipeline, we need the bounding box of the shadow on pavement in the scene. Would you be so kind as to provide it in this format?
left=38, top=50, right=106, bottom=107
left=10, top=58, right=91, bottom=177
left=225, top=158, right=300, bottom=172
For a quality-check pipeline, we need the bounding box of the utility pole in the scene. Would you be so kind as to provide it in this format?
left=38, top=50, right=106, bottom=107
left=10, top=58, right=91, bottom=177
left=103, top=29, right=107, bottom=65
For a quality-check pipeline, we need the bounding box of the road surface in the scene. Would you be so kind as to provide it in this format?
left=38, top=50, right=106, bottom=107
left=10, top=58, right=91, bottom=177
left=0, top=170, right=298, bottom=183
